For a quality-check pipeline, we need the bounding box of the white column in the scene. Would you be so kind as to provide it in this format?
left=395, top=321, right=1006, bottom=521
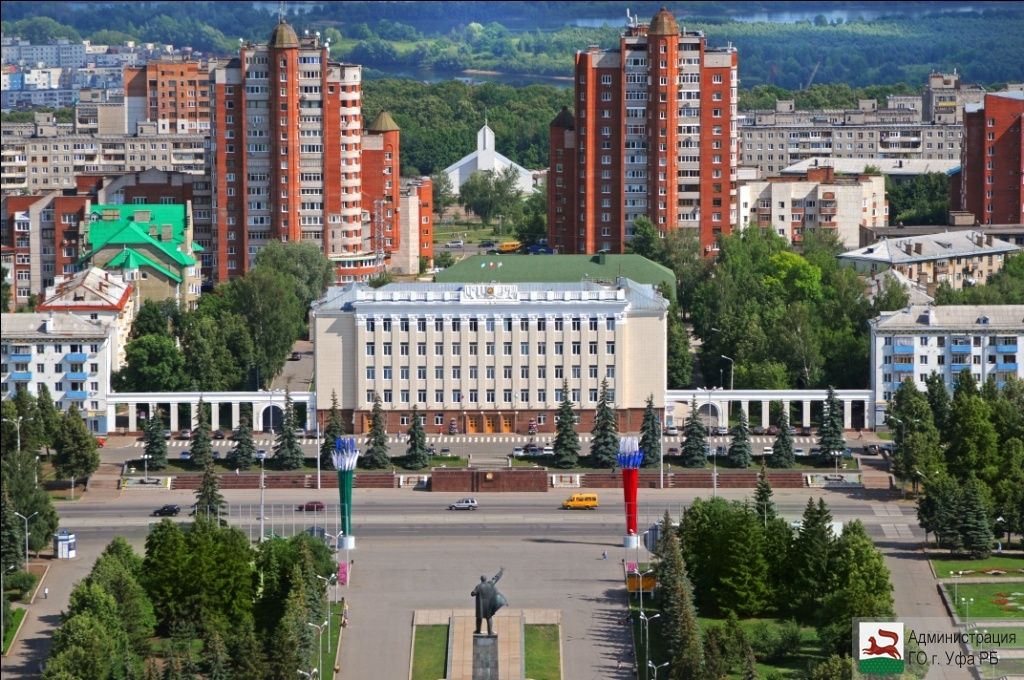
left=864, top=400, right=872, bottom=430
left=782, top=401, right=791, bottom=426
left=761, top=401, right=770, bottom=429
left=189, top=402, right=197, bottom=429
left=105, top=403, right=116, bottom=435
left=843, top=400, right=852, bottom=430
left=211, top=404, right=220, bottom=431
left=740, top=400, right=749, bottom=423
left=231, top=402, right=241, bottom=430
left=126, top=404, right=136, bottom=432
left=802, top=400, right=811, bottom=428
left=169, top=405, right=179, bottom=431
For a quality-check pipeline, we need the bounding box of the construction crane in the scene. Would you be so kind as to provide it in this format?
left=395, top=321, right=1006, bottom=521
left=804, top=61, right=822, bottom=90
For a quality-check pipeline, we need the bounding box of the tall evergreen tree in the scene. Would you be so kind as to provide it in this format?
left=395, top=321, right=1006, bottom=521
left=194, top=462, right=225, bottom=522
left=360, top=393, right=391, bottom=469
left=754, top=469, right=776, bottom=527
left=789, top=498, right=835, bottom=622
left=226, top=416, right=255, bottom=471
left=817, top=386, right=845, bottom=465
left=1, top=487, right=24, bottom=570
left=741, top=640, right=759, bottom=680
left=267, top=565, right=311, bottom=679
left=768, top=411, right=795, bottom=468
left=144, top=410, right=169, bottom=470
left=273, top=389, right=304, bottom=470
left=658, top=530, right=703, bottom=679
left=319, top=390, right=344, bottom=471
left=589, top=379, right=619, bottom=468
left=886, top=380, right=943, bottom=488
left=226, top=620, right=266, bottom=679
left=945, top=391, right=1000, bottom=485
left=405, top=406, right=430, bottom=470
left=12, top=385, right=44, bottom=454
left=702, top=625, right=728, bottom=680
left=34, top=383, right=60, bottom=455
left=716, top=506, right=770, bottom=617
left=727, top=410, right=752, bottom=468
left=552, top=379, right=580, bottom=469
left=680, top=399, right=708, bottom=468
left=204, top=629, right=231, bottom=680
left=959, top=476, right=993, bottom=558
left=190, top=399, right=213, bottom=469
left=925, top=371, right=952, bottom=438
left=953, top=367, right=978, bottom=401
left=3, top=448, right=59, bottom=553
left=53, top=405, right=100, bottom=486
left=665, top=293, right=693, bottom=389
left=639, top=394, right=662, bottom=468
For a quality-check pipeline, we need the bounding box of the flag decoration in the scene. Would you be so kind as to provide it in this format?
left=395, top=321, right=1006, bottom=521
left=618, top=437, right=643, bottom=536
left=332, top=437, right=359, bottom=538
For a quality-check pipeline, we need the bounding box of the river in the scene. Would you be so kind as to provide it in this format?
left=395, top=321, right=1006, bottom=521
left=573, top=4, right=987, bottom=26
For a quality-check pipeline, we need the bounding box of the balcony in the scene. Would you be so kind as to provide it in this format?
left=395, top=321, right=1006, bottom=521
left=950, top=345, right=972, bottom=354
left=65, top=371, right=88, bottom=381
left=996, top=344, right=1018, bottom=353
left=9, top=372, right=33, bottom=381
left=65, top=390, right=89, bottom=400
left=65, top=352, right=88, bottom=362
left=8, top=353, right=32, bottom=362
left=892, top=363, right=914, bottom=372
left=996, top=362, right=1018, bottom=371
left=893, top=345, right=914, bottom=355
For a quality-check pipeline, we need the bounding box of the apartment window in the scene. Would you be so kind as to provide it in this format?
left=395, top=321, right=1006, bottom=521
left=606, top=342, right=616, bottom=354
left=365, top=343, right=375, bottom=356
left=400, top=342, right=409, bottom=356
left=555, top=342, right=564, bottom=355
left=486, top=342, right=495, bottom=356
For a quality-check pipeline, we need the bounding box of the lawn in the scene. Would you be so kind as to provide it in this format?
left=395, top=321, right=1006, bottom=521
left=972, top=626, right=1024, bottom=650
left=949, top=582, right=1024, bottom=620
left=315, top=600, right=346, bottom=678
left=411, top=624, right=448, bottom=680
left=524, top=624, right=561, bottom=680
left=2, top=607, right=26, bottom=655
left=932, top=555, right=1024, bottom=578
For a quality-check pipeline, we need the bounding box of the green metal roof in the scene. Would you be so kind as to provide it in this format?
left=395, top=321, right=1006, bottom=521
left=81, top=204, right=196, bottom=273
left=105, top=248, right=182, bottom=283
left=434, top=254, right=676, bottom=292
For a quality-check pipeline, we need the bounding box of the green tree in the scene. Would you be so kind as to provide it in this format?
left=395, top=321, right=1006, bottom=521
left=789, top=498, right=835, bottom=622
left=716, top=505, right=770, bottom=617
left=253, top=240, right=335, bottom=312
left=817, top=387, right=845, bottom=465
left=664, top=288, right=693, bottom=389
left=2, top=448, right=58, bottom=553
left=0, top=264, right=9, bottom=312
left=589, top=379, right=618, bottom=468
left=680, top=399, right=708, bottom=468
left=727, top=410, right=752, bottom=468
left=34, top=383, right=61, bottom=454
left=405, top=406, right=430, bottom=469
left=1, top=487, right=24, bottom=570
left=552, top=379, right=580, bottom=469
left=945, top=392, right=1000, bottom=485
left=180, top=313, right=250, bottom=391
left=88, top=553, right=156, bottom=653
left=43, top=612, right=131, bottom=680
left=639, top=394, right=662, bottom=468
left=319, top=391, right=344, bottom=471
left=53, top=405, right=100, bottom=486
left=227, top=621, right=266, bottom=679
left=190, top=399, right=213, bottom=469
left=194, top=462, right=226, bottom=522
left=768, top=412, right=795, bottom=468
left=924, top=371, right=951, bottom=436
left=143, top=520, right=189, bottom=632
left=628, top=215, right=663, bottom=261
left=434, top=251, right=456, bottom=269
left=114, top=334, right=187, bottom=391
left=361, top=394, right=391, bottom=469
left=267, top=565, right=311, bottom=679
left=143, top=411, right=169, bottom=470
left=12, top=386, right=44, bottom=454
left=803, top=655, right=853, bottom=680
left=224, top=267, right=303, bottom=389
left=204, top=629, right=230, bottom=680
left=703, top=625, right=729, bottom=680
left=959, top=476, right=993, bottom=559
left=131, top=299, right=176, bottom=339
left=458, top=167, right=523, bottom=226
left=226, top=417, right=255, bottom=471
left=273, top=390, right=304, bottom=470
left=754, top=470, right=776, bottom=527
left=431, top=171, right=456, bottom=212
left=886, top=380, right=942, bottom=488
left=658, top=530, right=703, bottom=679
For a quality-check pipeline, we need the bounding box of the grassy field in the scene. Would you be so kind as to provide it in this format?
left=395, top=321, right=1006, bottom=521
left=411, top=624, right=449, bottom=680
left=2, top=607, right=25, bottom=655
left=950, top=583, right=1024, bottom=620
left=973, top=626, right=1024, bottom=649
left=524, top=624, right=561, bottom=680
left=316, top=600, right=347, bottom=678
left=933, top=555, right=1024, bottom=577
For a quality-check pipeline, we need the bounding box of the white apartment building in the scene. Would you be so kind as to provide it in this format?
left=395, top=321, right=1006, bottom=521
left=869, top=305, right=1024, bottom=423
left=311, top=280, right=668, bottom=434
left=1, top=312, right=117, bottom=433
left=737, top=165, right=886, bottom=247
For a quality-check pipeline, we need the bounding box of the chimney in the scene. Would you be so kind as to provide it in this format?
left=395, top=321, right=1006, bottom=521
left=43, top=313, right=54, bottom=333
left=926, top=307, right=936, bottom=326
left=904, top=242, right=913, bottom=255
left=986, top=234, right=993, bottom=246
left=914, top=243, right=922, bottom=254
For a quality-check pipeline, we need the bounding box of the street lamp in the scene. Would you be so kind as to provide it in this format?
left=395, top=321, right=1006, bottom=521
left=962, top=597, right=974, bottom=625
left=328, top=530, right=346, bottom=599
left=639, top=611, right=660, bottom=678
left=950, top=571, right=962, bottom=605
left=3, top=416, right=22, bottom=454
left=648, top=660, right=669, bottom=680
left=258, top=451, right=267, bottom=542
left=297, top=670, right=318, bottom=679
left=721, top=355, right=734, bottom=390
left=141, top=453, right=152, bottom=483
left=995, top=516, right=1006, bottom=553
left=316, top=573, right=337, bottom=663
left=308, top=619, right=328, bottom=680
left=14, top=511, right=37, bottom=567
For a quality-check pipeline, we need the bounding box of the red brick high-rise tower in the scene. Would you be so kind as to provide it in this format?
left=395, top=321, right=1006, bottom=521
left=548, top=7, right=738, bottom=255
left=957, top=91, right=1024, bottom=225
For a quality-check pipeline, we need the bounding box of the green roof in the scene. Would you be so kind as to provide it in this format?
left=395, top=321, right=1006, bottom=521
left=105, top=248, right=182, bottom=283
left=434, top=254, right=676, bottom=292
left=81, top=204, right=196, bottom=274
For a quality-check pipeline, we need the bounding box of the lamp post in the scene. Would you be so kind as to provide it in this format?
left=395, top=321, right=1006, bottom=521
left=14, top=511, right=37, bottom=567
left=141, top=453, right=152, bottom=483
left=308, top=619, right=328, bottom=680
left=259, top=451, right=266, bottom=542
left=639, top=611, right=660, bottom=679
left=721, top=355, right=734, bottom=391
left=995, top=515, right=1005, bottom=553
left=648, top=660, right=669, bottom=680
left=327, top=530, right=345, bottom=600
left=962, top=597, right=974, bottom=626
left=315, top=422, right=322, bottom=490
left=316, top=573, right=336, bottom=662
left=3, top=416, right=22, bottom=454
left=950, top=571, right=961, bottom=605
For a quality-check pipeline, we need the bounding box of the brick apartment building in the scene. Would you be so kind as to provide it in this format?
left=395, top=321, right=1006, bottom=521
left=954, top=90, right=1024, bottom=226
left=124, top=58, right=212, bottom=135
left=548, top=7, right=738, bottom=256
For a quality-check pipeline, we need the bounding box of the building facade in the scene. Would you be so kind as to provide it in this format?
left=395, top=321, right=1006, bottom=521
left=869, top=305, right=1024, bottom=424
left=0, top=312, right=117, bottom=433
left=209, top=20, right=364, bottom=282
left=311, top=280, right=667, bottom=434
left=444, top=124, right=535, bottom=197
left=548, top=8, right=738, bottom=256
left=839, top=230, right=1019, bottom=292
left=124, top=59, right=212, bottom=135
left=737, top=166, right=886, bottom=247
left=956, top=90, right=1024, bottom=226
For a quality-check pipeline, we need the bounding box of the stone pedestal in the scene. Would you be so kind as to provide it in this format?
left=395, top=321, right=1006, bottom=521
left=472, top=634, right=499, bottom=680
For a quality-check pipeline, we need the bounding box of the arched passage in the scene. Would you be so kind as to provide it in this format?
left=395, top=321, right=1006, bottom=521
left=258, top=405, right=284, bottom=433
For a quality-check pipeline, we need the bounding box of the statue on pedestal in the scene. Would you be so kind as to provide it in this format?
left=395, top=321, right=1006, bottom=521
left=471, top=568, right=507, bottom=636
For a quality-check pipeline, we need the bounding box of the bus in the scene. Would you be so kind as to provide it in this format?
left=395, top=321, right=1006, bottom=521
left=497, top=240, right=521, bottom=253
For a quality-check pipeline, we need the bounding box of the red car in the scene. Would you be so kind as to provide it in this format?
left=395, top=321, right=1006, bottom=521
left=297, top=501, right=325, bottom=512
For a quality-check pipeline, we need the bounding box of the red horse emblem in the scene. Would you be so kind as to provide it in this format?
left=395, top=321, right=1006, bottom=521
left=862, top=629, right=901, bottom=659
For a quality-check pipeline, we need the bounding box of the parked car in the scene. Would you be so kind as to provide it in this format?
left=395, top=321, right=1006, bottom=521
left=212, top=429, right=226, bottom=440
left=799, top=426, right=813, bottom=436
left=663, top=426, right=680, bottom=437
left=542, top=444, right=554, bottom=455
left=445, top=239, right=464, bottom=248
left=714, top=426, right=729, bottom=436
left=448, top=498, right=478, bottom=511
left=511, top=447, right=525, bottom=457
left=293, top=428, right=306, bottom=438
left=667, top=446, right=681, bottom=456
left=478, top=240, right=496, bottom=249
left=440, top=447, right=452, bottom=454
left=152, top=504, right=181, bottom=517
left=176, top=429, right=191, bottom=440
left=524, top=444, right=541, bottom=455
left=255, top=449, right=268, bottom=460
left=752, top=426, right=766, bottom=435
left=297, top=501, right=325, bottom=512
left=793, top=448, right=807, bottom=457
left=179, top=450, right=192, bottom=461
left=786, top=426, right=797, bottom=435
left=163, top=429, right=172, bottom=440
left=767, top=426, right=780, bottom=436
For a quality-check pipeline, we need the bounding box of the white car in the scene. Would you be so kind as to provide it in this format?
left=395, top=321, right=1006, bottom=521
left=255, top=449, right=268, bottom=460
left=445, top=240, right=464, bottom=248
left=542, top=444, right=554, bottom=455
left=448, top=498, right=478, bottom=511
left=664, top=426, right=680, bottom=436
left=511, top=447, right=525, bottom=457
